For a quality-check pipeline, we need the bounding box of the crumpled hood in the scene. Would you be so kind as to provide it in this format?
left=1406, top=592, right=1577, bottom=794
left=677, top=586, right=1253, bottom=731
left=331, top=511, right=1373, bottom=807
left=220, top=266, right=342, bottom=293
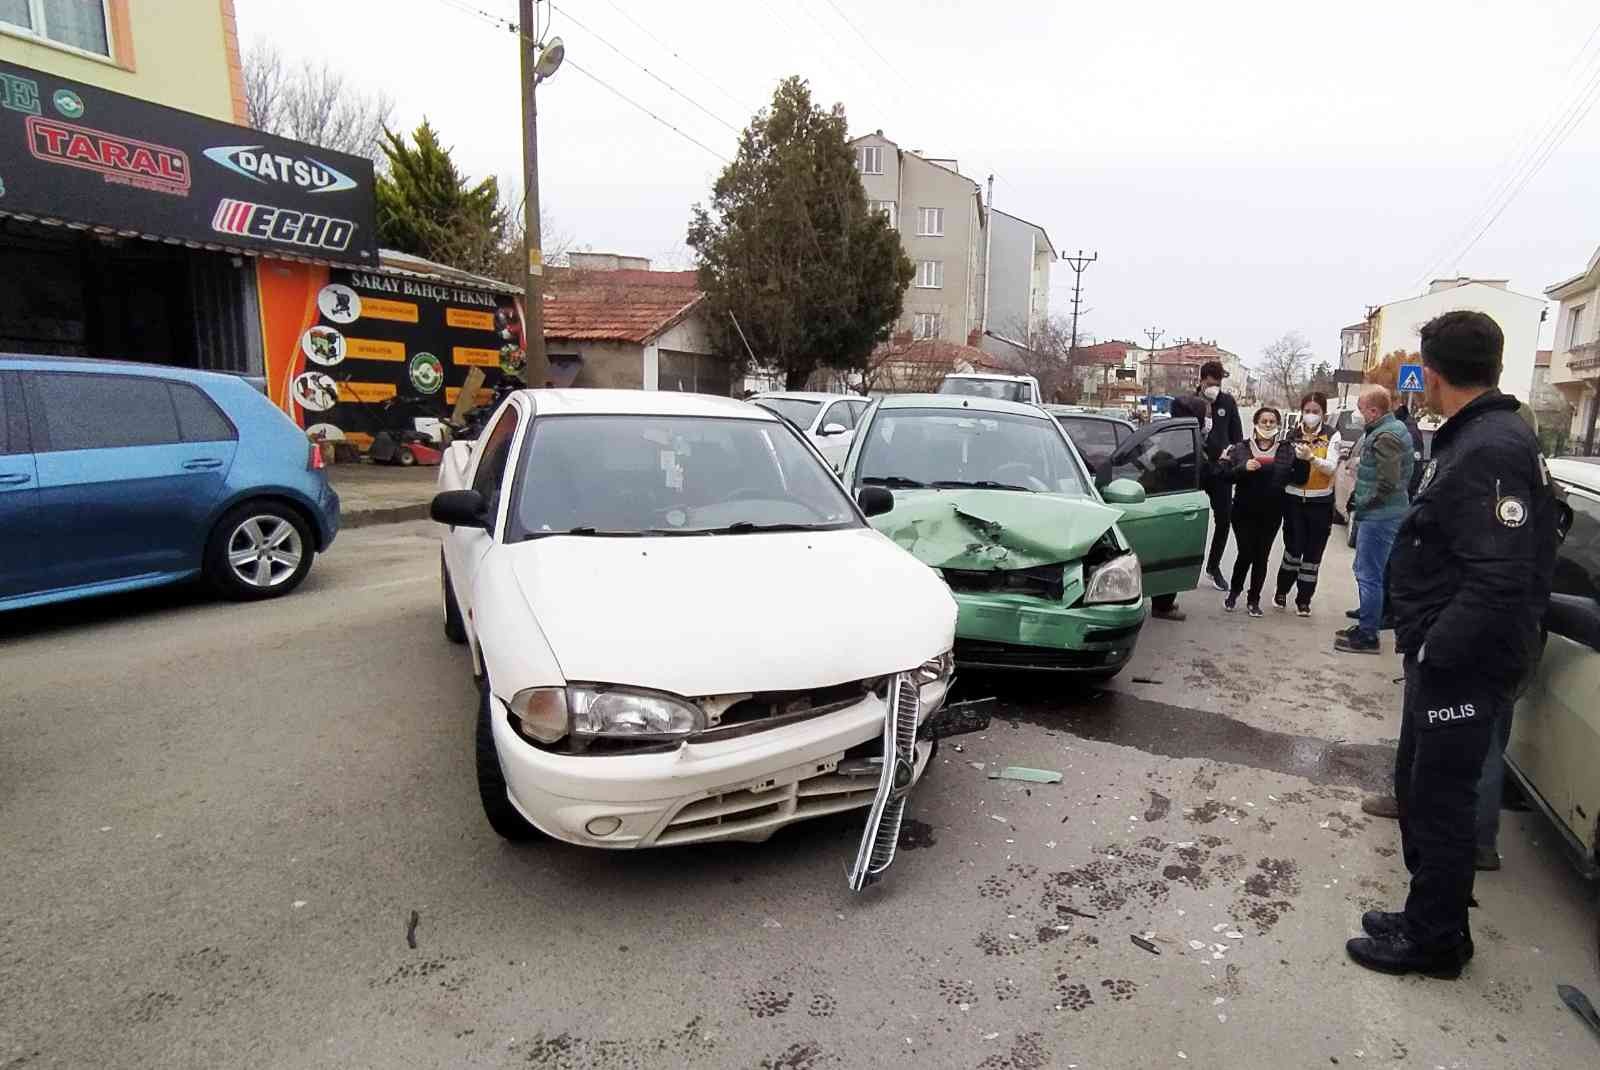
left=504, top=527, right=956, bottom=696
left=873, top=489, right=1120, bottom=570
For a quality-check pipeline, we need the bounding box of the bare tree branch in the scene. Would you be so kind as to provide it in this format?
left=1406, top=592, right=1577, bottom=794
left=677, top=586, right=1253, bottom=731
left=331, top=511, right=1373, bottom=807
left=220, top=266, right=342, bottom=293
left=243, top=40, right=394, bottom=164
left=1259, top=331, right=1314, bottom=407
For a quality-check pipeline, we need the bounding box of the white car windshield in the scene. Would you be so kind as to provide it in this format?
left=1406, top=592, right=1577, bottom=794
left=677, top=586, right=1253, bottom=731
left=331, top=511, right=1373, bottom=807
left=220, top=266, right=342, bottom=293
left=754, top=397, right=821, bottom=428
left=937, top=378, right=1032, bottom=403
left=856, top=408, right=1089, bottom=495
left=509, top=415, right=860, bottom=538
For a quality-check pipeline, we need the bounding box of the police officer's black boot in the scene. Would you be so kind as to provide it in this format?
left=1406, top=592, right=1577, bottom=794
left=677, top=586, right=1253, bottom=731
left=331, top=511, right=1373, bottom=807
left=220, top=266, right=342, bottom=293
left=1360, top=911, right=1474, bottom=962
left=1346, top=931, right=1470, bottom=978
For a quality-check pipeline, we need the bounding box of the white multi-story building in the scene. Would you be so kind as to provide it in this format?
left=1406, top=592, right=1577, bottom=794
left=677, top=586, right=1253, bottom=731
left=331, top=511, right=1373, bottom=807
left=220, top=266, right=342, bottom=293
left=1364, top=278, right=1544, bottom=401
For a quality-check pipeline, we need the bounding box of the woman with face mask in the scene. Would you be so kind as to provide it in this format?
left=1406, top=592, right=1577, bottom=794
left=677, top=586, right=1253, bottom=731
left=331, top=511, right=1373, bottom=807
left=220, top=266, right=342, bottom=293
left=1218, top=405, right=1295, bottom=616
left=1272, top=393, right=1338, bottom=615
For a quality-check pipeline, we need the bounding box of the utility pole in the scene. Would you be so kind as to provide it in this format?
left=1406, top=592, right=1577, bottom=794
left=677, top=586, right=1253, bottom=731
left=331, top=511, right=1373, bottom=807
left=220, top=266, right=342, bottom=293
left=518, top=0, right=548, bottom=384
left=1061, top=250, right=1098, bottom=361
left=1144, top=326, right=1164, bottom=419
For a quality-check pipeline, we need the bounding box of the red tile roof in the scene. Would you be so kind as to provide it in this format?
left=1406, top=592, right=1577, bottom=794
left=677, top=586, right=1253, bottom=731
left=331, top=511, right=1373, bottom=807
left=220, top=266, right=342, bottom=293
left=541, top=268, right=704, bottom=344
left=1150, top=341, right=1234, bottom=366
left=876, top=338, right=1009, bottom=369
left=1074, top=341, right=1135, bottom=366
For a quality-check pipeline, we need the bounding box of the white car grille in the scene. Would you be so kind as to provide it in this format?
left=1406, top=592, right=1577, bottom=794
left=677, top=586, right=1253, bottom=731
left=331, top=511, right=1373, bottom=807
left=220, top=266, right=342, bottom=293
left=654, top=762, right=878, bottom=846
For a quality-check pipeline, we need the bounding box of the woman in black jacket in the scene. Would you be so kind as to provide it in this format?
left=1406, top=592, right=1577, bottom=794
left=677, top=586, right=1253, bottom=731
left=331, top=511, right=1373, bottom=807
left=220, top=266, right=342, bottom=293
left=1219, top=406, right=1295, bottom=616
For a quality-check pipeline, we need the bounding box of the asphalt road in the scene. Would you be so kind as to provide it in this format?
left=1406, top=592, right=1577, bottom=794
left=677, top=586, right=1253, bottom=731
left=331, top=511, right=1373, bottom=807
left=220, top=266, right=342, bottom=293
left=2, top=520, right=1596, bottom=1070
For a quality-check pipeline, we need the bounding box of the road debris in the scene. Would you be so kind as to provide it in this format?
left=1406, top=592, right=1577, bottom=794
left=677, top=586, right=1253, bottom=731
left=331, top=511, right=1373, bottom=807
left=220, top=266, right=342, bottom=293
left=990, top=814, right=1010, bottom=823
left=1057, top=905, right=1098, bottom=920
left=406, top=909, right=420, bottom=949
left=1130, top=676, right=1164, bottom=684
left=987, top=766, right=1063, bottom=784
left=1557, top=984, right=1600, bottom=1041
left=1130, top=935, right=1160, bottom=955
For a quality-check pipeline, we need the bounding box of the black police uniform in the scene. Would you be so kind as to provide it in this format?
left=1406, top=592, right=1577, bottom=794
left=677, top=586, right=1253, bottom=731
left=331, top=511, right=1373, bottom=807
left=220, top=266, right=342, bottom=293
left=1199, top=387, right=1245, bottom=576
left=1385, top=390, right=1560, bottom=953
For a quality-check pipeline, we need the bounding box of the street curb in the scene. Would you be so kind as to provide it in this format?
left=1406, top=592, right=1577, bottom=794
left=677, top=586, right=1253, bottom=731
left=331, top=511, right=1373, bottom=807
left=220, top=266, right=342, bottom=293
left=341, top=503, right=433, bottom=530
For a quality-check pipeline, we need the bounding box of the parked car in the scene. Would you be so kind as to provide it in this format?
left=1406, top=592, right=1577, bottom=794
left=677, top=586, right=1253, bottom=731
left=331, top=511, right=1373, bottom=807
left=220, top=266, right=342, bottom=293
left=1508, top=457, right=1600, bottom=889
left=0, top=356, right=339, bottom=611
left=937, top=372, right=1042, bottom=405
left=838, top=394, right=1209, bottom=677
left=432, top=389, right=968, bottom=881
left=750, top=391, right=869, bottom=467
left=1047, top=407, right=1136, bottom=471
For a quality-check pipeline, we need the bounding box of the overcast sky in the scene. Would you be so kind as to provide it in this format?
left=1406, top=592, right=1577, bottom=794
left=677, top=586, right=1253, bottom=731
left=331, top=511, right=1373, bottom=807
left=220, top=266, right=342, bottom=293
left=238, top=0, right=1600, bottom=369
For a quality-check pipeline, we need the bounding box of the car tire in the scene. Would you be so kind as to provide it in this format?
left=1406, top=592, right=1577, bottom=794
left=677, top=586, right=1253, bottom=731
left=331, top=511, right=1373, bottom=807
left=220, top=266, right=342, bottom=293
left=203, top=502, right=315, bottom=601
left=397, top=446, right=416, bottom=467
left=441, top=551, right=467, bottom=645
left=476, top=679, right=543, bottom=842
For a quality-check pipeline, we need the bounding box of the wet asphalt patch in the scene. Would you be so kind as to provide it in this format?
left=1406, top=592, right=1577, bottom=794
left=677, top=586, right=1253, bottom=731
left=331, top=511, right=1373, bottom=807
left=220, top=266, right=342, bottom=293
left=953, top=675, right=1395, bottom=795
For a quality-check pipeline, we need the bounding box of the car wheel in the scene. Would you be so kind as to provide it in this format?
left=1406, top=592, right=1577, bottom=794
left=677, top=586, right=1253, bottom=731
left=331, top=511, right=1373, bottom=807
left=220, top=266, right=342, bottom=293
left=441, top=551, right=467, bottom=644
left=204, top=502, right=315, bottom=601
left=397, top=446, right=417, bottom=467
left=476, top=679, right=543, bottom=842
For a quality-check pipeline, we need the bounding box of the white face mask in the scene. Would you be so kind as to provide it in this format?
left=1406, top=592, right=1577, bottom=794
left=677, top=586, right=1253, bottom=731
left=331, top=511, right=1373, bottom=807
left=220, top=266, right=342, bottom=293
left=1202, top=386, right=1221, bottom=401
left=1256, top=425, right=1279, bottom=442
left=1301, top=412, right=1322, bottom=429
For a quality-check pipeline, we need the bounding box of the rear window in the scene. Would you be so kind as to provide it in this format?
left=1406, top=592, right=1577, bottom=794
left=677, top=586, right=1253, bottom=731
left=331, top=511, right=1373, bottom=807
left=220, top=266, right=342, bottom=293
left=29, top=372, right=181, bottom=451
left=1056, top=417, right=1120, bottom=467
left=169, top=382, right=237, bottom=443
left=938, top=377, right=1033, bottom=403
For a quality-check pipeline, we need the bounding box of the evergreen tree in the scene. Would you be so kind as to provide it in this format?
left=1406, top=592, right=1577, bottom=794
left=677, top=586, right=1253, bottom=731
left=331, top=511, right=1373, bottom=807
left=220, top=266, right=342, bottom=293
left=375, top=120, right=506, bottom=276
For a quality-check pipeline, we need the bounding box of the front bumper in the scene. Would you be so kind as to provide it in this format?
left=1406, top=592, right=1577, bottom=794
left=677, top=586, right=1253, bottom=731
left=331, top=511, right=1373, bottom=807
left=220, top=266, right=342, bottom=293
left=491, top=687, right=941, bottom=849
left=953, top=591, right=1147, bottom=671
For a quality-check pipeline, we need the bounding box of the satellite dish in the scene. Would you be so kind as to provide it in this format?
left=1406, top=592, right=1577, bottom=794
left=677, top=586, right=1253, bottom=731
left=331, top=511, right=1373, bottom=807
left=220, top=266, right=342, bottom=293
left=535, top=36, right=565, bottom=81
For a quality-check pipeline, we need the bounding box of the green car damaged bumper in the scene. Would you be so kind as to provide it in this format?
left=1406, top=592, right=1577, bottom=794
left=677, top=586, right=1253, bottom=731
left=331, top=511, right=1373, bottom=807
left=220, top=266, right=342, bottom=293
left=952, top=590, right=1148, bottom=673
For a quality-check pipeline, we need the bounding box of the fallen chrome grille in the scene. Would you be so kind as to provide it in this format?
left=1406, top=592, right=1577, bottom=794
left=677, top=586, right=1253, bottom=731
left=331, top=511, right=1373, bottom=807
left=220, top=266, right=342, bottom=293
left=655, top=760, right=878, bottom=846
left=848, top=673, right=920, bottom=891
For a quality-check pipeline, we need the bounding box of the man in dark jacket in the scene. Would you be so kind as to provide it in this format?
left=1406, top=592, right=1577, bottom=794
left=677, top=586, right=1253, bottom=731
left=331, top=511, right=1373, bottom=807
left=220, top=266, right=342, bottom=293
left=1345, top=311, right=1562, bottom=979
left=1197, top=360, right=1244, bottom=591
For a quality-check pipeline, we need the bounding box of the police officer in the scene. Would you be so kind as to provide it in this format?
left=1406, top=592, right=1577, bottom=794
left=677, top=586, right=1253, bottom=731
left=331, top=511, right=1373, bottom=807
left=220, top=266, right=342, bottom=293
left=1197, top=360, right=1245, bottom=591
left=1345, top=310, right=1562, bottom=978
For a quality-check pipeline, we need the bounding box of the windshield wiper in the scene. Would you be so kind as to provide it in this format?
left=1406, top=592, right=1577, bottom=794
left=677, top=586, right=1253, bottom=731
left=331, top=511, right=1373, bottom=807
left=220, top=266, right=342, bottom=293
left=932, top=479, right=1033, bottom=492
left=711, top=521, right=828, bottom=534
left=861, top=475, right=926, bottom=488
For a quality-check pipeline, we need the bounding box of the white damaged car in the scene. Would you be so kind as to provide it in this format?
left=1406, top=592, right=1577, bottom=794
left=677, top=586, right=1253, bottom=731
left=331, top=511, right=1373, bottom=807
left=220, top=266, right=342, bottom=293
left=433, top=389, right=976, bottom=887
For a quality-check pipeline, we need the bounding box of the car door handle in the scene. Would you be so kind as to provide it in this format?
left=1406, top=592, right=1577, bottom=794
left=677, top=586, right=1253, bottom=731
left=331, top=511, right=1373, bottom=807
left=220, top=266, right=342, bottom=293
left=182, top=458, right=224, bottom=470
left=0, top=472, right=30, bottom=486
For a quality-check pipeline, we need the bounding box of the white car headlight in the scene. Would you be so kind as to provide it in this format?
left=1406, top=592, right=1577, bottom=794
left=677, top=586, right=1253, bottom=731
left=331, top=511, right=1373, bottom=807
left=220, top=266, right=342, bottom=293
left=1083, top=551, right=1142, bottom=604
left=506, top=686, right=707, bottom=745
left=914, top=649, right=955, bottom=710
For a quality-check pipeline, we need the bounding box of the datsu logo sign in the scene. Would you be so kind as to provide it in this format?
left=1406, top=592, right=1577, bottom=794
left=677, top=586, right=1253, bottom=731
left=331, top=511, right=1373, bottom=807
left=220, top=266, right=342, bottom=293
left=203, top=145, right=358, bottom=194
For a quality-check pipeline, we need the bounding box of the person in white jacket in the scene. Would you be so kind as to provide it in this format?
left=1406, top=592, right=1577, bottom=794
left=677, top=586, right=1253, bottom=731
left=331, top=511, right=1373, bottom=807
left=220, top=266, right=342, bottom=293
left=1272, top=392, right=1339, bottom=616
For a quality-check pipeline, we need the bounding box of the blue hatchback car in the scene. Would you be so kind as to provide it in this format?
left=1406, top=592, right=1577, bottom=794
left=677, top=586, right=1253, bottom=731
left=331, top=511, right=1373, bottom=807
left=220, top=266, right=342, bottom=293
left=0, top=356, right=339, bottom=612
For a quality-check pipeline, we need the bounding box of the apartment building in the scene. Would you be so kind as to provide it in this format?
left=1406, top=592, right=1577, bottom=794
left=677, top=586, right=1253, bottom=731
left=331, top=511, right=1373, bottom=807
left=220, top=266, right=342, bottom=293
left=1546, top=246, right=1600, bottom=452
left=851, top=131, right=987, bottom=346
left=1338, top=321, right=1370, bottom=372
left=984, top=208, right=1055, bottom=347
left=1362, top=278, right=1543, bottom=402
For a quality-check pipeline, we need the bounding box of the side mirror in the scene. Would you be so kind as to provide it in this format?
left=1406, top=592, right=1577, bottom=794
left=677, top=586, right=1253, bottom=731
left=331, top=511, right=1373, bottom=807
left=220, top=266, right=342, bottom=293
left=820, top=423, right=849, bottom=436
left=431, top=489, right=490, bottom=529
left=857, top=486, right=894, bottom=517
left=1101, top=478, right=1147, bottom=505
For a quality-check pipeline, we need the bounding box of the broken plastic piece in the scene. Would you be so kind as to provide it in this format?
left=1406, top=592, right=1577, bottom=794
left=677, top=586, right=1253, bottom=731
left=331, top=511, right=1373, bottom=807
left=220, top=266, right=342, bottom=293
left=1130, top=935, right=1160, bottom=955
left=1558, top=984, right=1600, bottom=1041
left=989, top=766, right=1064, bottom=784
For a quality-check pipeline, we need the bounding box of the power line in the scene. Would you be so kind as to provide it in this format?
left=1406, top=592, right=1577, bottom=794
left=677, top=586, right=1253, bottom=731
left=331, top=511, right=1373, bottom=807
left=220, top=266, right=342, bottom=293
left=565, top=58, right=731, bottom=163
left=818, top=0, right=905, bottom=82
left=423, top=0, right=732, bottom=164
left=1414, top=15, right=1600, bottom=285
left=594, top=0, right=752, bottom=114
left=547, top=2, right=743, bottom=134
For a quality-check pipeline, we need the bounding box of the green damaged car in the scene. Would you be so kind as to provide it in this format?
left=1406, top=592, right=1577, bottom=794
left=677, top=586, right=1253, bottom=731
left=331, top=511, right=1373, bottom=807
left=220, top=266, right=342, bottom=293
left=839, top=394, right=1210, bottom=677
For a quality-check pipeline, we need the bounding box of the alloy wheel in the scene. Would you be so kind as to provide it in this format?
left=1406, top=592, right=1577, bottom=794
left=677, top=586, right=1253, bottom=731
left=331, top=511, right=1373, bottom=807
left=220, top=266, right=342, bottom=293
left=226, top=515, right=304, bottom=589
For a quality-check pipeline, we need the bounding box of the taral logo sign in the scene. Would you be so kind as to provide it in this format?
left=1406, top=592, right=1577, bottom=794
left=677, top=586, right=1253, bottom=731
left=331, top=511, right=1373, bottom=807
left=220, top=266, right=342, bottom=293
left=26, top=115, right=189, bottom=195
left=203, top=145, right=358, bottom=194
left=212, top=198, right=355, bottom=252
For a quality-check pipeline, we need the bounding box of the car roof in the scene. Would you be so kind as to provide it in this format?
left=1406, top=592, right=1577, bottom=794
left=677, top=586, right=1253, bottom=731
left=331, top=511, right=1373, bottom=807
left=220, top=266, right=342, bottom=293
left=943, top=371, right=1034, bottom=382
left=877, top=392, right=1051, bottom=418
left=1549, top=456, right=1600, bottom=494
left=751, top=392, right=856, bottom=403
left=525, top=388, right=774, bottom=420
left=0, top=353, right=250, bottom=388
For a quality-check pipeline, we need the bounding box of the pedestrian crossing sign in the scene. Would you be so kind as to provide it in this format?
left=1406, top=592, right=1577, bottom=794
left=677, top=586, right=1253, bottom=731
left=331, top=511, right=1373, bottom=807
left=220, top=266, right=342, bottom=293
left=1398, top=363, right=1424, bottom=393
